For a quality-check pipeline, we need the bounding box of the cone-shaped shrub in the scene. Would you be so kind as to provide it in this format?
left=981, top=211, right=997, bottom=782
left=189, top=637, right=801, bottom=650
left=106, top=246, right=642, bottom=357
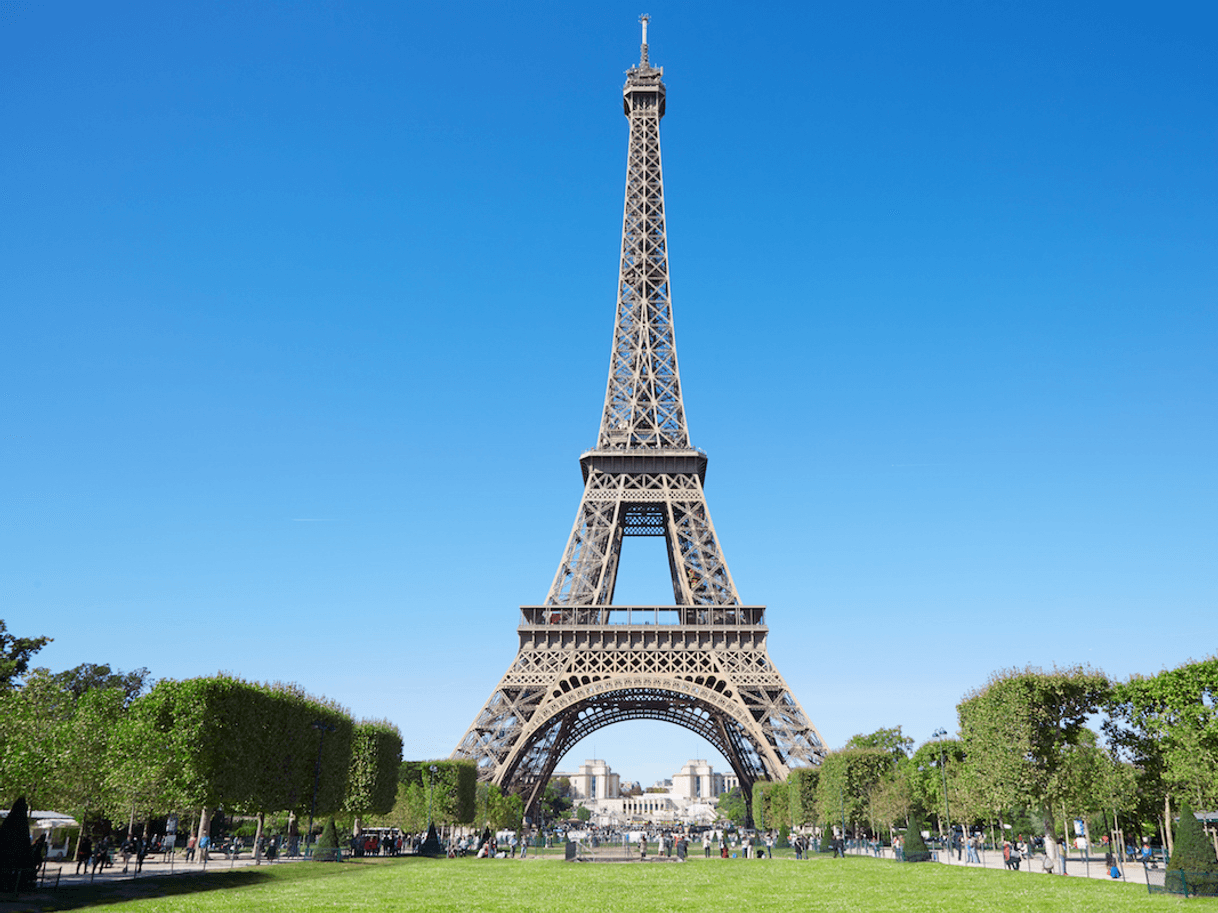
left=0, top=797, right=37, bottom=890
left=419, top=822, right=445, bottom=857
left=820, top=827, right=833, bottom=853
left=903, top=811, right=931, bottom=863
left=316, top=818, right=338, bottom=849
left=1166, top=801, right=1218, bottom=897
left=312, top=818, right=341, bottom=862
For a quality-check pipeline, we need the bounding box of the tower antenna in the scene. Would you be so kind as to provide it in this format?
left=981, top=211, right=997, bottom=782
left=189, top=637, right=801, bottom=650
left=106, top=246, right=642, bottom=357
left=639, top=13, right=650, bottom=68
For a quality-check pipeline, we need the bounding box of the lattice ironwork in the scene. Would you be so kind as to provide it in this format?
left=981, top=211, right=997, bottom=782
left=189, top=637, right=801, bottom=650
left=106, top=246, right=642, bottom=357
left=453, top=18, right=825, bottom=814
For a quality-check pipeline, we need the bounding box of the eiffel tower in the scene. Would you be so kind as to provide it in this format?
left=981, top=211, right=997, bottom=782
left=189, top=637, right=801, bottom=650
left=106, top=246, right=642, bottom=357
left=453, top=17, right=825, bottom=813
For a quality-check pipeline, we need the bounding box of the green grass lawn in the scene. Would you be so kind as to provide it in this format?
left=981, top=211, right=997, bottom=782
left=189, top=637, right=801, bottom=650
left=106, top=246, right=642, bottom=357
left=6, top=854, right=1202, bottom=913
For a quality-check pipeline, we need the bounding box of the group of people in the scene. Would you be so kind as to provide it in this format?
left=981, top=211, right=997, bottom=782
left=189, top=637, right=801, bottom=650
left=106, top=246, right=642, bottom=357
left=348, top=832, right=407, bottom=857
left=71, top=833, right=158, bottom=875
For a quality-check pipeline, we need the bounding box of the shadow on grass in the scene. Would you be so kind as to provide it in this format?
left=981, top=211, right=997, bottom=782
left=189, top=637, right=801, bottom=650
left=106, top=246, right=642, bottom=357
left=0, top=867, right=276, bottom=912
left=0, top=858, right=422, bottom=912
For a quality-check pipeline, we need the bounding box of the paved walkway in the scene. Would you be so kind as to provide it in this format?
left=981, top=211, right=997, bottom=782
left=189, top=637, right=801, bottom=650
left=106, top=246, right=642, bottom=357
left=33, top=851, right=307, bottom=891
left=24, top=845, right=1156, bottom=894
left=849, top=843, right=1152, bottom=886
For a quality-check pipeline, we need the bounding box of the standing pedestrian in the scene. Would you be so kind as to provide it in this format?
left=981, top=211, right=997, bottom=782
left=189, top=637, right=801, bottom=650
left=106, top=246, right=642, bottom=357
left=966, top=833, right=980, bottom=864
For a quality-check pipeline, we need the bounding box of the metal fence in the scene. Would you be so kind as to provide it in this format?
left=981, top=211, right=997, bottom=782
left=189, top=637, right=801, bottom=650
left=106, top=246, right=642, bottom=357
left=1145, top=866, right=1218, bottom=897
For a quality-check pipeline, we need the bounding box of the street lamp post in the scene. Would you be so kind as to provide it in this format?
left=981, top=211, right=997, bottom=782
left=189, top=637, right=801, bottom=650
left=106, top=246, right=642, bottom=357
left=307, top=720, right=337, bottom=853
left=839, top=783, right=846, bottom=856
left=427, top=765, right=438, bottom=830
left=932, top=728, right=952, bottom=852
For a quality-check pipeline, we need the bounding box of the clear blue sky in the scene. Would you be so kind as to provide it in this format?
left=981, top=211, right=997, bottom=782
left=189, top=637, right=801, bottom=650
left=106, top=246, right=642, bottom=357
left=3, top=1, right=1215, bottom=789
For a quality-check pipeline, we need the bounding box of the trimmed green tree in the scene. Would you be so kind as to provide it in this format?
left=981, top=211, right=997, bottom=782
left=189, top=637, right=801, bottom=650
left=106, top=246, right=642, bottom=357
left=111, top=676, right=353, bottom=849
left=788, top=767, right=818, bottom=827
left=751, top=781, right=773, bottom=830
left=401, top=761, right=476, bottom=826
left=814, top=747, right=894, bottom=838
left=1166, top=801, right=1218, bottom=896
left=958, top=665, right=1109, bottom=871
left=903, top=810, right=931, bottom=863
left=344, top=721, right=403, bottom=830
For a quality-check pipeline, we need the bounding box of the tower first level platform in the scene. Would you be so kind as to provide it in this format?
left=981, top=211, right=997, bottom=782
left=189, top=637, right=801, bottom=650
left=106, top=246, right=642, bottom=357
left=455, top=601, right=824, bottom=814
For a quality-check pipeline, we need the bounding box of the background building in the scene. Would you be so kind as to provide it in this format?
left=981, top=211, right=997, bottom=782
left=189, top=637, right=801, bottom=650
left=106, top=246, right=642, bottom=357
left=563, top=759, right=729, bottom=826
left=568, top=759, right=620, bottom=800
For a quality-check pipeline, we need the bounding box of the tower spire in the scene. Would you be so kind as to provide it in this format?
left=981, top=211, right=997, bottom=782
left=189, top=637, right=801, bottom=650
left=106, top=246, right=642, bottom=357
left=639, top=13, right=650, bottom=68
left=603, top=15, right=679, bottom=450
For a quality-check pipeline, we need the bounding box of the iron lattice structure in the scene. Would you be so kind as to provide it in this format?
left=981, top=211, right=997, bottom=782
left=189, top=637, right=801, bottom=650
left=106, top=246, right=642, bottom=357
left=453, top=19, right=825, bottom=813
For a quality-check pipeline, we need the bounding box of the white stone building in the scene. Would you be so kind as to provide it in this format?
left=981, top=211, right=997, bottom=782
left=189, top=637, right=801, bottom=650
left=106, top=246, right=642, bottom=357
left=564, top=759, right=731, bottom=827
left=567, top=759, right=620, bottom=800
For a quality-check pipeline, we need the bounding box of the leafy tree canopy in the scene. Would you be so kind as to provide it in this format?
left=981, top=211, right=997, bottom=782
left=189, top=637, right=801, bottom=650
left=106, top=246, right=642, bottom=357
left=788, top=767, right=819, bottom=827
left=716, top=787, right=749, bottom=827
left=846, top=726, right=914, bottom=760
left=958, top=664, right=1109, bottom=816
left=815, top=747, right=897, bottom=832
left=29, top=663, right=151, bottom=706
left=344, top=721, right=403, bottom=819
left=0, top=621, right=51, bottom=689
left=541, top=778, right=573, bottom=821
left=1106, top=657, right=1218, bottom=810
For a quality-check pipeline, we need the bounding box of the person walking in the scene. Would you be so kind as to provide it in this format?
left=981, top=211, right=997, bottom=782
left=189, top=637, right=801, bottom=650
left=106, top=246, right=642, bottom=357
left=75, top=834, right=92, bottom=875
left=31, top=833, right=47, bottom=876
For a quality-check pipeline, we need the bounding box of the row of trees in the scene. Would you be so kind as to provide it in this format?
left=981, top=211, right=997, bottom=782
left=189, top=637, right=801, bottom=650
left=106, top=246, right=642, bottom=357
left=0, top=626, right=403, bottom=852
left=750, top=659, right=1217, bottom=867
left=360, top=761, right=530, bottom=834
left=0, top=620, right=535, bottom=844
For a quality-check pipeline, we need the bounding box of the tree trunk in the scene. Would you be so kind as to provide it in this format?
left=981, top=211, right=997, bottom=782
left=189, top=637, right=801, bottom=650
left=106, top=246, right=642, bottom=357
left=254, top=812, right=265, bottom=864
left=353, top=816, right=362, bottom=838
left=197, top=807, right=213, bottom=860
left=1042, top=807, right=1059, bottom=869
left=1164, top=795, right=1174, bottom=856
left=1063, top=805, right=1071, bottom=868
